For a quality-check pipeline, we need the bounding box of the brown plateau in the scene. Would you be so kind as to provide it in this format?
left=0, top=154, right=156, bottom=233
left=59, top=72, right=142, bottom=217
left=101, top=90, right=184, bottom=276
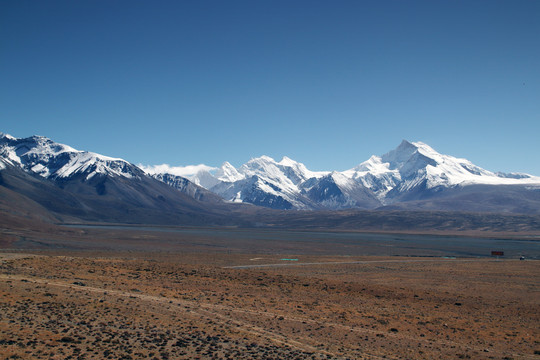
left=0, top=249, right=538, bottom=360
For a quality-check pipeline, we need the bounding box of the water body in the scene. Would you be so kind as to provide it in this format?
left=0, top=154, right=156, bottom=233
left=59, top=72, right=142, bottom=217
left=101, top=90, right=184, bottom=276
left=63, top=224, right=540, bottom=259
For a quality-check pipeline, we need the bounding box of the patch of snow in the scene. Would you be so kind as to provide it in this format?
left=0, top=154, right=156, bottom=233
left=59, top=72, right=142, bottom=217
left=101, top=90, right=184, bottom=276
left=232, top=191, right=243, bottom=202
left=31, top=163, right=50, bottom=177
left=5, top=149, right=21, bottom=165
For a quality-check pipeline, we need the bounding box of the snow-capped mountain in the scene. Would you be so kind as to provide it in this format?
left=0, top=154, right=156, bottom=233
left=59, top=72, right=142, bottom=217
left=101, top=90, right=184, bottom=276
left=193, top=156, right=331, bottom=209
left=342, top=140, right=540, bottom=203
left=153, top=139, right=540, bottom=211
left=0, top=133, right=227, bottom=223
left=0, top=132, right=143, bottom=180
left=2, top=131, right=540, bottom=214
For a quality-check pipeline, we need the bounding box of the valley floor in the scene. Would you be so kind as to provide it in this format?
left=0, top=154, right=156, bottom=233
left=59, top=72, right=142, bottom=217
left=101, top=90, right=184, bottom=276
left=0, top=252, right=538, bottom=359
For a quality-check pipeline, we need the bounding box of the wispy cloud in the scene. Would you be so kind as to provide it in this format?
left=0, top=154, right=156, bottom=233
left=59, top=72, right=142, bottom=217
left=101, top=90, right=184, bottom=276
left=139, top=163, right=216, bottom=177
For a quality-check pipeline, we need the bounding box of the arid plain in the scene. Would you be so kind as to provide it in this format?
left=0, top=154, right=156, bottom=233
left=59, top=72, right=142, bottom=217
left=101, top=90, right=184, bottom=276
left=0, top=225, right=539, bottom=359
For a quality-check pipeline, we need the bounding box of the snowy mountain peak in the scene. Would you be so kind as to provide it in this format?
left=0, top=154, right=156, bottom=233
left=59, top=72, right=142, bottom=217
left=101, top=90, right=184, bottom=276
left=241, top=156, right=280, bottom=177
left=351, top=155, right=390, bottom=174
left=0, top=132, right=16, bottom=140
left=241, top=156, right=292, bottom=181
left=244, top=155, right=276, bottom=166
left=0, top=134, right=140, bottom=180
left=375, top=139, right=540, bottom=189
left=215, top=161, right=244, bottom=182
left=397, top=139, right=418, bottom=151
left=278, top=156, right=297, bottom=166
left=220, top=161, right=235, bottom=169
left=382, top=140, right=434, bottom=169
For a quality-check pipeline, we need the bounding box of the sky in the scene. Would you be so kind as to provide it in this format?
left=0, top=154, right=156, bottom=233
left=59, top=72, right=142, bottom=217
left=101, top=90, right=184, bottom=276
left=1, top=0, right=539, bottom=174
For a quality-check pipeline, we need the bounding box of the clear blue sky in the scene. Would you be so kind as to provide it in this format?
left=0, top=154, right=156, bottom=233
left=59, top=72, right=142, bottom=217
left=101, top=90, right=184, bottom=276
left=1, top=0, right=539, bottom=174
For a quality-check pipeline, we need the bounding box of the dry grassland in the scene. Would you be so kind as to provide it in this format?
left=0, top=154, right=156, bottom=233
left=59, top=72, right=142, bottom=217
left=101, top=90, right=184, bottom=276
left=0, top=252, right=538, bottom=359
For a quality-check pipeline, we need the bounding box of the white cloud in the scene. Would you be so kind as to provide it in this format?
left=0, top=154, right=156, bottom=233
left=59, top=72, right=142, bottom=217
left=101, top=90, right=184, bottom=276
left=139, top=163, right=216, bottom=177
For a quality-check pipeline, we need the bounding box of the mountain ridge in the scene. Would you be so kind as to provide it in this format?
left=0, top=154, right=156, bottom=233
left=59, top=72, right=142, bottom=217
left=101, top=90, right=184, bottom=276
left=2, top=132, right=540, bottom=214
left=174, top=139, right=540, bottom=211
left=0, top=132, right=248, bottom=225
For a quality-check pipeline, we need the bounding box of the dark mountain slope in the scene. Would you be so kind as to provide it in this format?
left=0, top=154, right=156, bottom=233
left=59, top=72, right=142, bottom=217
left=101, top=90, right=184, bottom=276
left=379, top=184, right=540, bottom=215
left=0, top=161, right=237, bottom=225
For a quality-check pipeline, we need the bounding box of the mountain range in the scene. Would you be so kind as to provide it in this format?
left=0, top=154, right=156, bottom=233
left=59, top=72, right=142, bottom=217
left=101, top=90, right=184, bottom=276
left=1, top=132, right=540, bottom=231
left=0, top=132, right=242, bottom=226
left=145, top=139, right=540, bottom=213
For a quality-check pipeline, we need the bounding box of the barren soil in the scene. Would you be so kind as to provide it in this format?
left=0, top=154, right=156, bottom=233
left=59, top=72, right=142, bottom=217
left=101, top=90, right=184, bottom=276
left=1, top=252, right=538, bottom=359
